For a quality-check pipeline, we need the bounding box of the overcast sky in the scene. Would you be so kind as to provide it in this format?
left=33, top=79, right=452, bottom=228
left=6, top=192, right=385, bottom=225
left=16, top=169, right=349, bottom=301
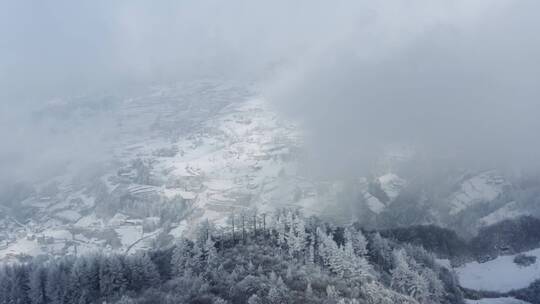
left=1, top=0, right=539, bottom=182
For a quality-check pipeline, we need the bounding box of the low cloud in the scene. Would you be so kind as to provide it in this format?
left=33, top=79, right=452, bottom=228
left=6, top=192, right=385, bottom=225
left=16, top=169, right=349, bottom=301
left=267, top=0, right=540, bottom=176
left=1, top=0, right=538, bottom=183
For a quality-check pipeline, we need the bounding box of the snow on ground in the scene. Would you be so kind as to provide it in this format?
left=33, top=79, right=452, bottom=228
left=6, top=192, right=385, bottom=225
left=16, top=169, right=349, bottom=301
left=450, top=171, right=505, bottom=215
left=478, top=201, right=529, bottom=227
left=55, top=210, right=81, bottom=222
left=436, top=258, right=452, bottom=269
left=75, top=214, right=103, bottom=228
left=378, top=173, right=406, bottom=201
left=41, top=229, right=72, bottom=240
left=109, top=213, right=129, bottom=226
left=363, top=191, right=386, bottom=214
left=466, top=298, right=531, bottom=304
left=169, top=221, right=188, bottom=238
left=456, top=247, right=540, bottom=292
left=115, top=226, right=143, bottom=248
left=0, top=238, right=42, bottom=260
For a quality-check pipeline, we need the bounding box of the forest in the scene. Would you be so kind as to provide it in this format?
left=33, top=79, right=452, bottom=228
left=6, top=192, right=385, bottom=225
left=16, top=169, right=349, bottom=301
left=0, top=209, right=464, bottom=304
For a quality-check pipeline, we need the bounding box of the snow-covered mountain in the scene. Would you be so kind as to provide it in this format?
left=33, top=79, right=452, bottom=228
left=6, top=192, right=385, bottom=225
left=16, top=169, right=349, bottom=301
left=0, top=81, right=303, bottom=262
left=1, top=80, right=539, bottom=263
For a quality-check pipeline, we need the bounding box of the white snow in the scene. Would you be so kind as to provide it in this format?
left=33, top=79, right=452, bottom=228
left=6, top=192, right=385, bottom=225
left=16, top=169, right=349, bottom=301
left=41, top=229, right=72, bottom=240
left=466, top=298, right=531, bottom=304
left=55, top=210, right=81, bottom=222
left=0, top=238, right=42, bottom=260
left=378, top=173, right=406, bottom=201
left=178, top=191, right=197, bottom=200
left=169, top=221, right=188, bottom=238
left=115, top=226, right=143, bottom=248
left=478, top=201, right=529, bottom=227
left=456, top=247, right=540, bottom=292
left=75, top=214, right=103, bottom=228
left=363, top=191, right=386, bottom=214
left=436, top=258, right=452, bottom=269
left=450, top=171, right=505, bottom=215
left=109, top=213, right=129, bottom=226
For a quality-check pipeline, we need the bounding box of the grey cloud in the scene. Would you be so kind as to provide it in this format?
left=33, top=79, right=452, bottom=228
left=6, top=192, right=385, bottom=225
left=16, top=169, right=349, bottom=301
left=267, top=0, right=540, bottom=176
left=0, top=0, right=538, bottom=183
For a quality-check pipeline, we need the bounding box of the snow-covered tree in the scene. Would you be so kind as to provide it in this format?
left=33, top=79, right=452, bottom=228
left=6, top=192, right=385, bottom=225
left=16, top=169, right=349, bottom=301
left=127, top=252, right=160, bottom=290
left=0, top=268, right=11, bottom=304
left=390, top=249, right=431, bottom=303
left=273, top=210, right=289, bottom=247
left=289, top=211, right=307, bottom=257
left=362, top=281, right=419, bottom=304
left=99, top=255, right=127, bottom=298
left=0, top=208, right=465, bottom=304
left=422, top=268, right=444, bottom=302
left=116, top=295, right=136, bottom=304
left=391, top=249, right=412, bottom=294
left=306, top=282, right=313, bottom=296
left=317, top=227, right=373, bottom=283
left=267, top=276, right=289, bottom=304
left=317, top=227, right=344, bottom=276
left=46, top=262, right=70, bottom=304
left=307, top=243, right=315, bottom=266
left=29, top=266, right=47, bottom=304
left=326, top=284, right=339, bottom=299
left=370, top=232, right=392, bottom=268
left=247, top=293, right=262, bottom=304
left=10, top=265, right=31, bottom=304
left=408, top=271, right=430, bottom=303
left=345, top=227, right=368, bottom=256
left=171, top=238, right=193, bottom=276
left=68, top=257, right=89, bottom=303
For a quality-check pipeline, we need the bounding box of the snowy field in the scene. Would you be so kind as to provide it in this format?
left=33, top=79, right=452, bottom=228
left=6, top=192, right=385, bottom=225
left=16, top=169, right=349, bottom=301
left=466, top=298, right=531, bottom=304
left=456, top=248, right=540, bottom=292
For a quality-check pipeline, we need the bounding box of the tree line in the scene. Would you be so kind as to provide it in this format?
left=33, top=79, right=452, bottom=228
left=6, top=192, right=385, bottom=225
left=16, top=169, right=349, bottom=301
left=0, top=209, right=464, bottom=304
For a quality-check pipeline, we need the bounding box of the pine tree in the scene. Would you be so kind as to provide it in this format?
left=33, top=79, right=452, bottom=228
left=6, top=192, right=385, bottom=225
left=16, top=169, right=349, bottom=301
left=171, top=238, right=193, bottom=276
left=127, top=253, right=160, bottom=291
left=67, top=257, right=88, bottom=303
left=316, top=226, right=373, bottom=283
left=408, top=271, right=430, bottom=303
left=342, top=242, right=373, bottom=282
left=0, top=267, right=12, bottom=304
left=307, top=243, right=315, bottom=266
left=390, top=249, right=430, bottom=302
left=116, top=295, right=136, bottom=304
left=29, top=266, right=47, bottom=304
left=99, top=255, right=127, bottom=298
left=285, top=265, right=293, bottom=281
left=275, top=212, right=287, bottom=247
left=192, top=233, right=217, bottom=274
left=289, top=212, right=307, bottom=257
left=391, top=249, right=412, bottom=294
left=247, top=294, right=262, bottom=304
left=11, top=265, right=31, bottom=304
left=205, top=237, right=219, bottom=269
left=109, top=255, right=128, bottom=296
left=422, top=268, right=444, bottom=302
left=306, top=282, right=313, bottom=296
left=214, top=297, right=229, bottom=304
left=345, top=227, right=368, bottom=257
left=370, top=232, right=391, bottom=268
left=98, top=256, right=113, bottom=297
left=326, top=284, right=339, bottom=299
left=46, top=262, right=70, bottom=304
left=362, top=281, right=418, bottom=304
left=83, top=255, right=100, bottom=301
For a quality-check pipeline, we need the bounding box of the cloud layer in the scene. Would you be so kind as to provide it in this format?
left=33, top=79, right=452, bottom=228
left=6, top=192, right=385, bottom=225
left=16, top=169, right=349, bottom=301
left=1, top=0, right=539, bottom=182
left=266, top=0, right=540, bottom=175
